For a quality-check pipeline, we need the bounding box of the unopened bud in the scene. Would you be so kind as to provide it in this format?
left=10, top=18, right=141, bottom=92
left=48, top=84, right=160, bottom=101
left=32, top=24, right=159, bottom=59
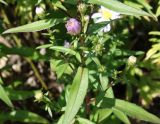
left=84, top=15, right=89, bottom=22
left=35, top=91, right=43, bottom=102
left=128, top=56, right=137, bottom=65
left=78, top=3, right=87, bottom=14
left=65, top=18, right=81, bottom=35
left=35, top=6, right=44, bottom=15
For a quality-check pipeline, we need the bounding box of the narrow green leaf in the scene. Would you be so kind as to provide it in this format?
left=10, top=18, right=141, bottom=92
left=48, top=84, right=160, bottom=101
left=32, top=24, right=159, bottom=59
left=113, top=108, right=131, bottom=124
left=77, top=117, right=95, bottom=124
left=0, top=45, right=40, bottom=59
left=57, top=114, right=64, bottom=124
left=87, top=0, right=153, bottom=17
left=91, top=57, right=101, bottom=67
left=56, top=63, right=69, bottom=78
left=101, top=98, right=160, bottom=124
left=62, top=67, right=89, bottom=124
left=50, top=46, right=76, bottom=55
left=99, top=74, right=114, bottom=98
left=3, top=18, right=64, bottom=34
left=99, top=74, right=108, bottom=90
left=5, top=88, right=40, bottom=100
left=0, top=77, right=3, bottom=84
left=75, top=53, right=82, bottom=63
left=36, top=44, right=53, bottom=49
left=94, top=108, right=113, bottom=122
left=0, top=110, right=49, bottom=123
left=50, top=59, right=73, bottom=77
left=0, top=84, right=13, bottom=108
left=53, top=0, right=67, bottom=11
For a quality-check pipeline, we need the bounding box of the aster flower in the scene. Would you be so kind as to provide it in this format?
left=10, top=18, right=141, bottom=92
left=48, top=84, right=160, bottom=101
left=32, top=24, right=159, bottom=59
left=92, top=6, right=120, bottom=32
left=65, top=18, right=81, bottom=36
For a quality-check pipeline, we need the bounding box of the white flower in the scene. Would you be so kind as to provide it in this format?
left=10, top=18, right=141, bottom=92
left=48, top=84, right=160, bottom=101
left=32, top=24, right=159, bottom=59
left=91, top=6, right=120, bottom=32
left=35, top=6, right=44, bottom=15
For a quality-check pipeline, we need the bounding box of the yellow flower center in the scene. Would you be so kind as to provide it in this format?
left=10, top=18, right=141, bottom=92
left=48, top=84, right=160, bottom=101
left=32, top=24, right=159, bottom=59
left=101, top=9, right=113, bottom=19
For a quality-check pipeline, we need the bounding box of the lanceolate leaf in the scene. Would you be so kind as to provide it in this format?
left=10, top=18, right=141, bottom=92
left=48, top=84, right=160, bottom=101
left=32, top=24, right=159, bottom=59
left=0, top=84, right=13, bottom=108
left=3, top=18, right=65, bottom=34
left=0, top=110, right=49, bottom=123
left=94, top=108, right=113, bottom=123
left=101, top=98, right=160, bottom=124
left=50, top=46, right=76, bottom=55
left=62, top=67, right=89, bottom=124
left=5, top=88, right=41, bottom=101
left=77, top=117, right=95, bottom=124
left=113, top=108, right=131, bottom=124
left=87, top=0, right=153, bottom=17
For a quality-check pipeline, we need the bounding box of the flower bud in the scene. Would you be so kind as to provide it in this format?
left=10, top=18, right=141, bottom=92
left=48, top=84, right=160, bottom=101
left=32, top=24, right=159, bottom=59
left=84, top=15, right=89, bottom=21
left=78, top=3, right=87, bottom=14
left=128, top=56, right=137, bottom=66
left=35, top=6, right=44, bottom=15
left=65, top=18, right=81, bottom=36
left=35, top=91, right=43, bottom=102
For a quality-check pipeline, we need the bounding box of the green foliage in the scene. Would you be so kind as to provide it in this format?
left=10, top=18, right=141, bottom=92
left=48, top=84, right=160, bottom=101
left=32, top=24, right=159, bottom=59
left=0, top=110, right=49, bottom=123
left=0, top=78, right=13, bottom=108
left=62, top=67, right=89, bottom=124
left=3, top=19, right=65, bottom=34
left=87, top=0, right=153, bottom=17
left=113, top=108, right=130, bottom=124
left=101, top=98, right=160, bottom=123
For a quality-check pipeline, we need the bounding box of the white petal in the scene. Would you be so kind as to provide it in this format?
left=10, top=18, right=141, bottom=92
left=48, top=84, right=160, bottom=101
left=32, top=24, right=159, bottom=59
left=111, top=15, right=121, bottom=20
left=95, top=18, right=107, bottom=23
left=91, top=13, right=102, bottom=19
left=101, top=6, right=120, bottom=20
left=101, top=24, right=111, bottom=33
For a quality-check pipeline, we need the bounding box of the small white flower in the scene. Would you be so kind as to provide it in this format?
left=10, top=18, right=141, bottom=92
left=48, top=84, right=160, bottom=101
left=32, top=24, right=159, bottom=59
left=35, top=6, right=44, bottom=15
left=91, top=6, right=120, bottom=32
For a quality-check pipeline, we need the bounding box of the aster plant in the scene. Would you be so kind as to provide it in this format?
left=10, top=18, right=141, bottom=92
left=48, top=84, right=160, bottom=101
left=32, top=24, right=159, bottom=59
left=2, top=0, right=160, bottom=124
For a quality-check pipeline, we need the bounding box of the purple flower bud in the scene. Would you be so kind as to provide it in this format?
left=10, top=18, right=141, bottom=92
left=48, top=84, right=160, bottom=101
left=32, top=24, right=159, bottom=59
left=65, top=18, right=81, bottom=35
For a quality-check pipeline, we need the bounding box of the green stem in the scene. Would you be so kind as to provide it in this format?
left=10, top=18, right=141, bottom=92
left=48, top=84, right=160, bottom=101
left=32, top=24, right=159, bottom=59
left=26, top=58, right=48, bottom=90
